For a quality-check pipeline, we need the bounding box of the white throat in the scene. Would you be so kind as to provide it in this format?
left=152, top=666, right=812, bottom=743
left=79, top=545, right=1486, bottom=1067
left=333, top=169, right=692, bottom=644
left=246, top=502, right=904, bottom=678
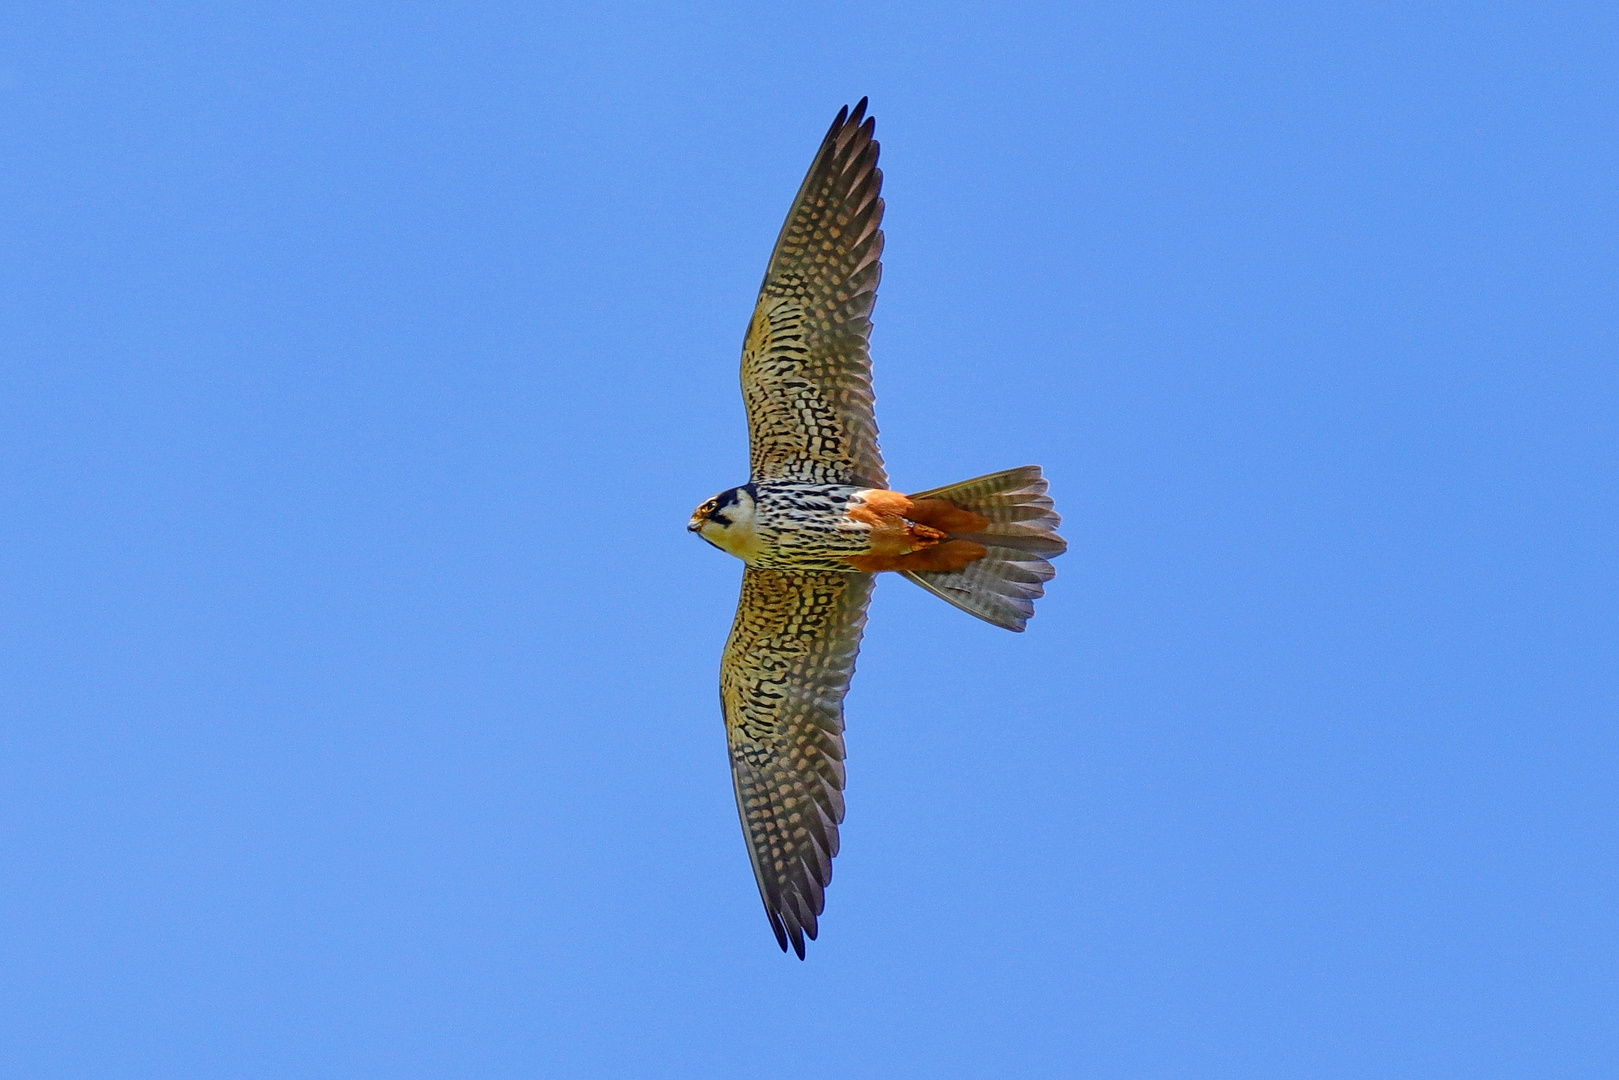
left=700, top=489, right=760, bottom=562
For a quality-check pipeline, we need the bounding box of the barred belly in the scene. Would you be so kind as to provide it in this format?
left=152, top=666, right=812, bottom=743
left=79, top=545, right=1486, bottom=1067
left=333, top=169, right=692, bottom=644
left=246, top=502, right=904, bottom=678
left=749, top=481, right=875, bottom=572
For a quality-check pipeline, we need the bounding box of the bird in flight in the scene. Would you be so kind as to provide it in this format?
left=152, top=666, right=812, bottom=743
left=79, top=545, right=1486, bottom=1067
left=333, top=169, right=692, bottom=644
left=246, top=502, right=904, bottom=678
left=689, top=99, right=1066, bottom=958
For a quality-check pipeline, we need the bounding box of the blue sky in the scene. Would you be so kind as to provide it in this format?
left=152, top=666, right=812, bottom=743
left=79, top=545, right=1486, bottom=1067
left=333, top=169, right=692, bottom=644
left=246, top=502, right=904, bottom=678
left=2, top=2, right=1613, bottom=1076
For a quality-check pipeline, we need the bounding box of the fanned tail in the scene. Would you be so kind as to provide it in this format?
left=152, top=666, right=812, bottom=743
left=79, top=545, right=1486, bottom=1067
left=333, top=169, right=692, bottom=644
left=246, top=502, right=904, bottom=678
left=902, top=466, right=1066, bottom=632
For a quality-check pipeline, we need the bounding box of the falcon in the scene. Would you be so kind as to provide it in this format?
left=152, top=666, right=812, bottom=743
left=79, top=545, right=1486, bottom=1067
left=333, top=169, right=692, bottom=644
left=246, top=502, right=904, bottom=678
left=688, top=99, right=1067, bottom=958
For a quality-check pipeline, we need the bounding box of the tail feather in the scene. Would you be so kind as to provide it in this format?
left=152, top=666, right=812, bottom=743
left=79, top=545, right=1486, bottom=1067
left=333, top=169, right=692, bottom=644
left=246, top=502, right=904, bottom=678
left=902, top=466, right=1066, bottom=632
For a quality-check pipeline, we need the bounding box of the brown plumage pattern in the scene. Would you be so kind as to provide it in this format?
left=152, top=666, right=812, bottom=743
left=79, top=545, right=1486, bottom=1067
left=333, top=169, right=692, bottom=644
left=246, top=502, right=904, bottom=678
left=743, top=99, right=887, bottom=490
left=720, top=101, right=890, bottom=957
left=703, top=101, right=1066, bottom=957
left=721, top=567, right=873, bottom=958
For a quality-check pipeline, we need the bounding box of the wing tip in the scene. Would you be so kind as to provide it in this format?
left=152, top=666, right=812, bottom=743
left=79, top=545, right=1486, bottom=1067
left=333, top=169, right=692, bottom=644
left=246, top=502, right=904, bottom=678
left=768, top=903, right=810, bottom=960
left=837, top=98, right=876, bottom=145
left=767, top=907, right=791, bottom=953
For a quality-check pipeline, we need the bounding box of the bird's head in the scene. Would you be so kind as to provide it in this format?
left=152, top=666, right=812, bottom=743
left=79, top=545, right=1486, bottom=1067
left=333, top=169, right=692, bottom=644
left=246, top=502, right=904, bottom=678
left=688, top=484, right=758, bottom=561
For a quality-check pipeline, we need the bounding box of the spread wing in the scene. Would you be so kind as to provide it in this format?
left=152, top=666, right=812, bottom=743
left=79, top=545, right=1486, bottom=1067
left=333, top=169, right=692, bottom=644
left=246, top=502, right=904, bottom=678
left=721, top=567, right=874, bottom=958
left=742, top=99, right=887, bottom=488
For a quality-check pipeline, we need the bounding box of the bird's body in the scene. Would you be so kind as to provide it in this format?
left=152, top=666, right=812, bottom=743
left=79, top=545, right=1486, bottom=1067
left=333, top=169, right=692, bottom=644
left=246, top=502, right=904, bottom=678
left=689, top=100, right=1066, bottom=958
left=690, top=481, right=990, bottom=574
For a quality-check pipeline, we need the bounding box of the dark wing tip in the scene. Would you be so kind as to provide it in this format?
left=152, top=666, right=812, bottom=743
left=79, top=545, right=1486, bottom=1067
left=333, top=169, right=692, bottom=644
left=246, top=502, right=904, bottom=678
left=766, top=890, right=822, bottom=959
left=767, top=908, right=790, bottom=953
